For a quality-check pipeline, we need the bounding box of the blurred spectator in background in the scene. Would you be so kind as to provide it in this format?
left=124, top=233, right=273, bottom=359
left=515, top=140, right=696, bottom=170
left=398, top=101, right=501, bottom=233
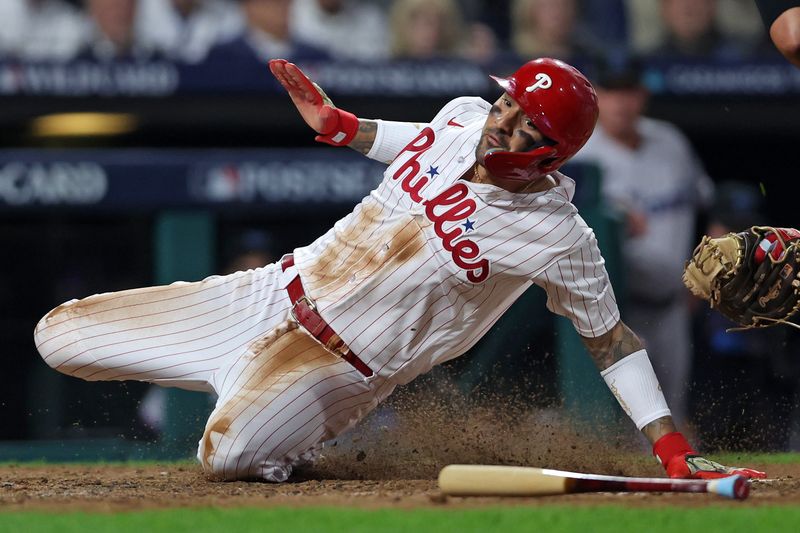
left=388, top=0, right=500, bottom=64
left=135, top=0, right=245, bottom=63
left=573, top=52, right=714, bottom=425
left=756, top=0, right=800, bottom=67
left=205, top=0, right=327, bottom=66
left=79, top=0, right=157, bottom=61
left=644, top=0, right=752, bottom=60
left=389, top=0, right=464, bottom=59
left=0, top=0, right=85, bottom=61
left=510, top=0, right=601, bottom=65
left=581, top=0, right=630, bottom=49
left=290, top=0, right=389, bottom=61
left=692, top=182, right=800, bottom=451
left=627, top=0, right=763, bottom=56
left=466, top=0, right=513, bottom=48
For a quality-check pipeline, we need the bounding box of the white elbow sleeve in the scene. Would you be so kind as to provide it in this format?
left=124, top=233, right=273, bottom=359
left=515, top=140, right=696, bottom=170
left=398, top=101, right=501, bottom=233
left=600, top=349, right=671, bottom=430
left=366, top=120, right=425, bottom=164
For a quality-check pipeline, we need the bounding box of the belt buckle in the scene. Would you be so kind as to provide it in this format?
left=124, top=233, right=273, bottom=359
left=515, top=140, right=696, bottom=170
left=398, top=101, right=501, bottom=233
left=290, top=294, right=316, bottom=323
left=289, top=295, right=357, bottom=369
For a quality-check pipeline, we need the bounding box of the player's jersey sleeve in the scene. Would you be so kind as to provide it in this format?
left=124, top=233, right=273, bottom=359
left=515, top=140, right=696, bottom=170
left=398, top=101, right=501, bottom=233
left=366, top=96, right=491, bottom=165
left=534, top=233, right=621, bottom=338
left=365, top=120, right=428, bottom=165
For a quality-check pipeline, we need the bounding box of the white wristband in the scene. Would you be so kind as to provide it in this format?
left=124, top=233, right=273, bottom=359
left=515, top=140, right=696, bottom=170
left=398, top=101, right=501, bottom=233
left=600, top=349, right=671, bottom=430
left=365, top=120, right=427, bottom=164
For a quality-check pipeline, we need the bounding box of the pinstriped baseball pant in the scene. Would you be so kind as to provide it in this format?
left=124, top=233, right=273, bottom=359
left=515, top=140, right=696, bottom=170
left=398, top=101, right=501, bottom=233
left=33, top=263, right=395, bottom=482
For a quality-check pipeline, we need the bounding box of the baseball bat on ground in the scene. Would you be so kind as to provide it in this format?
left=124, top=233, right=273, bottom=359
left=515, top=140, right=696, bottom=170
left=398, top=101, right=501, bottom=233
left=438, top=465, right=750, bottom=500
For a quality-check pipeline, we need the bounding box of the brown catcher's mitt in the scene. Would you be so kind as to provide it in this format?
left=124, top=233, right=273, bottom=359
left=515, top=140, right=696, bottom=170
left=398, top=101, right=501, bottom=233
left=683, top=226, right=800, bottom=330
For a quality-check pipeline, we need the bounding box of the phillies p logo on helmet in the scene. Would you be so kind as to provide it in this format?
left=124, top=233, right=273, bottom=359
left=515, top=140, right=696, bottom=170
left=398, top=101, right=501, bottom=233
left=525, top=73, right=553, bottom=92
left=487, top=58, right=599, bottom=183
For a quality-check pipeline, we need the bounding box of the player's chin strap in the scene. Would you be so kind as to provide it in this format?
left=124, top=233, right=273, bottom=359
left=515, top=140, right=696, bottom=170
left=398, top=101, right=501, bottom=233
left=483, top=145, right=558, bottom=183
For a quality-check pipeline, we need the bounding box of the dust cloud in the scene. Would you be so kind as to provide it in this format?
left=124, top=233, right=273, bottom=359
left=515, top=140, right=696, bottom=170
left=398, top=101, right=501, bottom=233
left=303, top=375, right=661, bottom=480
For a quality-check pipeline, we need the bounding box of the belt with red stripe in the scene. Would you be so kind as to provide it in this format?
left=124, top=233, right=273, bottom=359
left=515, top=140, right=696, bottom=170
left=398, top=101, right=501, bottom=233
left=280, top=254, right=373, bottom=378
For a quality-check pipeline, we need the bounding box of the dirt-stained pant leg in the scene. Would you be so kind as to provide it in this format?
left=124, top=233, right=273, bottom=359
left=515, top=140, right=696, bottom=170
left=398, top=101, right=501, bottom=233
left=199, top=322, right=395, bottom=482
left=33, top=264, right=291, bottom=392
left=33, top=262, right=396, bottom=482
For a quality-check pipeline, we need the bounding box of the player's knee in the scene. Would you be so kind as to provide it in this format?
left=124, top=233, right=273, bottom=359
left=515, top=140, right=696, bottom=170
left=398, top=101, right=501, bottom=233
left=200, top=454, right=241, bottom=481
left=33, top=300, right=98, bottom=379
left=198, top=424, right=242, bottom=481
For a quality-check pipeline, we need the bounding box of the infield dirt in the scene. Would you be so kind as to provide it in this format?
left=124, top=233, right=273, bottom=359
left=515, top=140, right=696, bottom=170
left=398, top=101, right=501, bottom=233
left=1, top=462, right=798, bottom=513
left=2, top=385, right=799, bottom=512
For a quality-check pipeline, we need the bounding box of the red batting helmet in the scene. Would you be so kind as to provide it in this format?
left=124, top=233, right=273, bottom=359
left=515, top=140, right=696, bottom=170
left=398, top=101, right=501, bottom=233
left=484, top=58, right=599, bottom=183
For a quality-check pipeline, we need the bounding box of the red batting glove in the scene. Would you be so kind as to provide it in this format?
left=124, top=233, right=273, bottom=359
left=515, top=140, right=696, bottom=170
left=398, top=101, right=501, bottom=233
left=653, top=432, right=766, bottom=480
left=268, top=59, right=358, bottom=146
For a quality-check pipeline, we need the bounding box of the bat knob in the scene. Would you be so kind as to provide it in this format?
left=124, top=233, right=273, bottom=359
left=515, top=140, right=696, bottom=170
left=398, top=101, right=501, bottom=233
left=708, top=475, right=750, bottom=500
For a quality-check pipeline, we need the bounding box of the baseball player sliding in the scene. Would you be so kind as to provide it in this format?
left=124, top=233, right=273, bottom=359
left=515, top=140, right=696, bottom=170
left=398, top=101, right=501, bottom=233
left=34, top=58, right=765, bottom=483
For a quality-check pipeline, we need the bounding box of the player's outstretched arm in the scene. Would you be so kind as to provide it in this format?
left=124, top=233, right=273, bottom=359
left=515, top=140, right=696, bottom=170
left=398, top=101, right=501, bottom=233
left=269, top=59, right=379, bottom=153
left=269, top=59, right=428, bottom=162
left=771, top=7, right=800, bottom=67
left=580, top=321, right=766, bottom=480
left=580, top=319, right=644, bottom=370
left=757, top=1, right=800, bottom=68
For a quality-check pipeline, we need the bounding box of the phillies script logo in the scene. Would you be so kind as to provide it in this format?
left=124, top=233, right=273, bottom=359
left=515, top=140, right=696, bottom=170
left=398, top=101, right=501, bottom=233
left=392, top=128, right=490, bottom=283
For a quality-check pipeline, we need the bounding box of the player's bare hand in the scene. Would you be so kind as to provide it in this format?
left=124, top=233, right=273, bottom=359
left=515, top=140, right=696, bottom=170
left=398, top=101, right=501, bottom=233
left=269, top=59, right=333, bottom=133
left=269, top=59, right=358, bottom=146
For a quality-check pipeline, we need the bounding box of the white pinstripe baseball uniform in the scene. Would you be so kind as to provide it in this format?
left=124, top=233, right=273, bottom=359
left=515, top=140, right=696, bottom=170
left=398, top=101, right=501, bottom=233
left=34, top=96, right=620, bottom=482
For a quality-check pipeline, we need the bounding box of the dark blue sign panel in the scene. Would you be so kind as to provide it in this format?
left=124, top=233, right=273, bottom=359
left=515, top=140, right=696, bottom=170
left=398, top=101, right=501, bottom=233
left=0, top=149, right=387, bottom=211
left=2, top=58, right=799, bottom=98
left=0, top=60, right=491, bottom=98
left=643, top=59, right=800, bottom=95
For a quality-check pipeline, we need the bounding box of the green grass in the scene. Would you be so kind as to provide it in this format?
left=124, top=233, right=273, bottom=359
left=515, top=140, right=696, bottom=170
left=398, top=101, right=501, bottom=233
left=709, top=452, right=800, bottom=465
left=1, top=506, right=800, bottom=533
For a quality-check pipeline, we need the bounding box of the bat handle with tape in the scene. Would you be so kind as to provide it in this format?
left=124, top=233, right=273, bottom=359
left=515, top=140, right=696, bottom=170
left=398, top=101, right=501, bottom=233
left=438, top=465, right=750, bottom=500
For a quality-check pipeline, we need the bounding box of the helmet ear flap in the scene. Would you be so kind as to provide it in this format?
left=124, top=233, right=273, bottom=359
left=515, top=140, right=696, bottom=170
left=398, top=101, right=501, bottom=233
left=484, top=145, right=558, bottom=183
left=537, top=154, right=566, bottom=174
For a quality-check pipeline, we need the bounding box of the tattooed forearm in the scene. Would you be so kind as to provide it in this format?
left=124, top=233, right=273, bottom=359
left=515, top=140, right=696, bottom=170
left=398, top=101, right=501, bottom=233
left=580, top=321, right=644, bottom=370
left=348, top=120, right=378, bottom=155
left=582, top=322, right=677, bottom=444
left=641, top=416, right=677, bottom=445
